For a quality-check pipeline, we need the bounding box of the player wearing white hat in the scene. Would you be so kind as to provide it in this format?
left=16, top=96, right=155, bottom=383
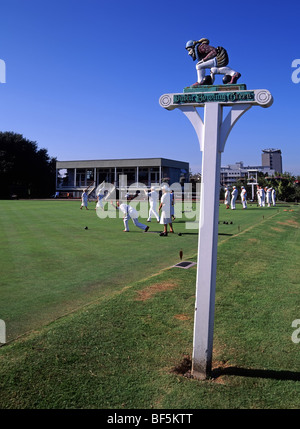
left=231, top=186, right=238, bottom=210
left=80, top=189, right=89, bottom=210
left=80, top=182, right=93, bottom=210
left=260, top=186, right=265, bottom=207
left=146, top=186, right=160, bottom=223
left=241, top=186, right=247, bottom=209
left=257, top=185, right=262, bottom=206
left=266, top=187, right=272, bottom=207
left=111, top=201, right=149, bottom=233
left=224, top=187, right=230, bottom=209
left=95, top=190, right=108, bottom=210
left=159, top=185, right=174, bottom=235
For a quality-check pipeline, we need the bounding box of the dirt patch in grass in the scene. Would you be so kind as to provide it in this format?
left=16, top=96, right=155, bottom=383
left=171, top=356, right=230, bottom=384
left=277, top=219, right=299, bottom=228
left=271, top=227, right=284, bottom=232
left=174, top=314, right=191, bottom=321
left=248, top=238, right=260, bottom=243
left=135, top=281, right=178, bottom=301
left=172, top=355, right=192, bottom=378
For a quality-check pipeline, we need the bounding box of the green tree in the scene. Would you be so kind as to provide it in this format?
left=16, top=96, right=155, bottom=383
left=266, top=172, right=299, bottom=202
left=189, top=171, right=201, bottom=196
left=0, top=132, right=56, bottom=199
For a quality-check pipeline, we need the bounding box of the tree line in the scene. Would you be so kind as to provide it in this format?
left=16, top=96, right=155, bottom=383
left=1, top=131, right=299, bottom=201
left=232, top=171, right=300, bottom=202
left=0, top=132, right=56, bottom=199
left=190, top=170, right=300, bottom=202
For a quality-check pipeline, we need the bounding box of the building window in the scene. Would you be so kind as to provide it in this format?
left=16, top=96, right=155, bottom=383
left=138, top=168, right=149, bottom=185
left=76, top=169, right=86, bottom=187
left=86, top=169, right=94, bottom=181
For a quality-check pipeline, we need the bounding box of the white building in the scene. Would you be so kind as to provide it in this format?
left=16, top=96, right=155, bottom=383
left=220, top=161, right=275, bottom=187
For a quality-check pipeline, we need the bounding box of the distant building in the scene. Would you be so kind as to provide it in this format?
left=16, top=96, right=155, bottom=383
left=220, top=161, right=275, bottom=187
left=261, top=148, right=282, bottom=173
left=56, top=157, right=189, bottom=198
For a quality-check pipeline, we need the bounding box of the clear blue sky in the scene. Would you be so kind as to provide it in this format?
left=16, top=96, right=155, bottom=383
left=0, top=0, right=299, bottom=175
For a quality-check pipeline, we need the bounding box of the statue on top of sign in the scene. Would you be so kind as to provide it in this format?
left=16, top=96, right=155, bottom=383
left=185, top=38, right=241, bottom=87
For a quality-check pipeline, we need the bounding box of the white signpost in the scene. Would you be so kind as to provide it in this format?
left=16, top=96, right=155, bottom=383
left=159, top=85, right=273, bottom=379
left=247, top=170, right=259, bottom=201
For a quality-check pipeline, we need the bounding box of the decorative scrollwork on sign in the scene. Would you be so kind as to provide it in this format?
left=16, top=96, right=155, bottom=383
left=159, top=94, right=172, bottom=108
left=255, top=90, right=272, bottom=106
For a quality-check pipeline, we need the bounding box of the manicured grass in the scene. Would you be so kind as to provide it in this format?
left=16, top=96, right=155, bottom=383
left=0, top=199, right=200, bottom=341
left=0, top=198, right=276, bottom=342
left=0, top=200, right=299, bottom=409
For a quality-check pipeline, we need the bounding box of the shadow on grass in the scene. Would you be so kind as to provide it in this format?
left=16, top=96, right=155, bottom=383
left=173, top=357, right=300, bottom=382
left=211, top=366, right=300, bottom=382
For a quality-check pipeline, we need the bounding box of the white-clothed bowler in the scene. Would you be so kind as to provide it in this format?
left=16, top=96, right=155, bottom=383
left=224, top=189, right=230, bottom=206
left=241, top=188, right=247, bottom=209
left=231, top=188, right=238, bottom=210
left=257, top=188, right=261, bottom=206
left=160, top=192, right=172, bottom=224
left=96, top=193, right=105, bottom=209
left=81, top=191, right=88, bottom=207
left=118, top=203, right=147, bottom=232
left=147, top=190, right=160, bottom=222
left=272, top=189, right=276, bottom=206
left=260, top=188, right=265, bottom=207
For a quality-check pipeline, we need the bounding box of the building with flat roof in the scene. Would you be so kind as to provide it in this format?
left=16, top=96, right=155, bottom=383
left=220, top=161, right=275, bottom=187
left=56, top=157, right=189, bottom=197
left=261, top=148, right=282, bottom=173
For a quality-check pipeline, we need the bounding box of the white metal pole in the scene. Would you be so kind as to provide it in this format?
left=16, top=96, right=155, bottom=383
left=191, top=102, right=222, bottom=379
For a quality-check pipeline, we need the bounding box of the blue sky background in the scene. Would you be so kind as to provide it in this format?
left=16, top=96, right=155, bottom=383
left=0, top=0, right=299, bottom=175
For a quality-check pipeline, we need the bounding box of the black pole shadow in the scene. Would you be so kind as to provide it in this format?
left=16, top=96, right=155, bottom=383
left=211, top=366, right=300, bottom=382
left=173, top=357, right=300, bottom=382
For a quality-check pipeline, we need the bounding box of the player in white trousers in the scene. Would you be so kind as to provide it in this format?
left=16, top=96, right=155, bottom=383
left=266, top=187, right=272, bottom=207
left=95, top=189, right=108, bottom=210
left=80, top=183, right=93, bottom=210
left=159, top=185, right=174, bottom=235
left=260, top=187, right=265, bottom=207
left=272, top=188, right=276, bottom=206
left=241, top=186, right=247, bottom=209
left=111, top=201, right=149, bottom=233
left=146, top=186, right=160, bottom=222
left=224, top=187, right=230, bottom=209
left=80, top=190, right=89, bottom=210
left=231, top=186, right=238, bottom=210
left=257, top=185, right=262, bottom=206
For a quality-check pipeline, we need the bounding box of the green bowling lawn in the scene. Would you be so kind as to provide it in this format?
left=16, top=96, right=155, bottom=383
left=0, top=199, right=299, bottom=409
left=0, top=198, right=276, bottom=342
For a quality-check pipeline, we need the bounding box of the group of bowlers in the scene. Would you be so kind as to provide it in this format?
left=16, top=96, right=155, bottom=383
left=224, top=185, right=276, bottom=210
left=80, top=184, right=175, bottom=235
left=81, top=182, right=277, bottom=233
